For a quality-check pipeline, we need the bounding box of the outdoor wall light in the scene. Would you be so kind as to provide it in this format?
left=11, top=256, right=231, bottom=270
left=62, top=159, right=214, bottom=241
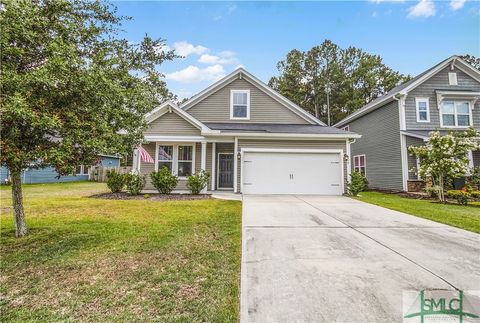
left=344, top=154, right=349, bottom=162
left=237, top=152, right=241, bottom=160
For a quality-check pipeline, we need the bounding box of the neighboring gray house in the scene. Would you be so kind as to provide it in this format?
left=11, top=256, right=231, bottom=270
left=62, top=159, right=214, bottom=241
left=134, top=68, right=360, bottom=195
left=335, top=56, right=480, bottom=192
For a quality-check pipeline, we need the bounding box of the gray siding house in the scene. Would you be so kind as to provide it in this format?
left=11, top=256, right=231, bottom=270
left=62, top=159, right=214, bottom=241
left=134, top=68, right=360, bottom=195
left=335, top=56, right=480, bottom=192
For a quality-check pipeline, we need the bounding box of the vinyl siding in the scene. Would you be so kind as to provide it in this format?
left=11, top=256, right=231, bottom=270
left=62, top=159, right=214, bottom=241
left=236, top=139, right=347, bottom=192
left=405, top=66, right=480, bottom=130
left=145, top=111, right=201, bottom=136
left=99, top=156, right=120, bottom=167
left=406, top=136, right=425, bottom=180
left=348, top=100, right=403, bottom=191
left=186, top=78, right=312, bottom=124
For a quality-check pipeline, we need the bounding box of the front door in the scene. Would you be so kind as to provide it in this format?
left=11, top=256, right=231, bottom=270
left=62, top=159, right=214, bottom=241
left=218, top=153, right=234, bottom=189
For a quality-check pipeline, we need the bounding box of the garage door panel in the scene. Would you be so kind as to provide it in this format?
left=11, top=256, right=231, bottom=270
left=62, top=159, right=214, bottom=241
left=242, top=151, right=343, bottom=195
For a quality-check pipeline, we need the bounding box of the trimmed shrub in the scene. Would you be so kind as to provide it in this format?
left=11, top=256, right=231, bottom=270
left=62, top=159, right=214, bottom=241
left=347, top=171, right=368, bottom=196
left=187, top=170, right=210, bottom=195
left=106, top=170, right=126, bottom=193
left=125, top=173, right=145, bottom=195
left=150, top=167, right=178, bottom=194
left=447, top=190, right=470, bottom=205
left=470, top=191, right=480, bottom=199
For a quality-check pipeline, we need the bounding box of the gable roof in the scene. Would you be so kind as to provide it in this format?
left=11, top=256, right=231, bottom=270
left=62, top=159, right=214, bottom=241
left=334, top=55, right=480, bottom=127
left=145, top=101, right=210, bottom=132
left=180, top=67, right=326, bottom=126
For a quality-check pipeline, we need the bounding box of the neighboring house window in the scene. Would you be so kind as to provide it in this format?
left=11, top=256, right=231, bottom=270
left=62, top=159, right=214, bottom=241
left=353, top=155, right=366, bottom=176
left=415, top=98, right=430, bottom=122
left=158, top=145, right=174, bottom=171
left=440, top=101, right=472, bottom=128
left=75, top=165, right=89, bottom=175
left=448, top=72, right=457, bottom=86
left=230, top=90, right=250, bottom=120
left=341, top=125, right=350, bottom=131
left=177, top=145, right=193, bottom=177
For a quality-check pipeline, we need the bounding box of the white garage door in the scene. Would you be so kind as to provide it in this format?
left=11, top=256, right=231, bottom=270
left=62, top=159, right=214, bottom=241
left=242, top=150, right=343, bottom=195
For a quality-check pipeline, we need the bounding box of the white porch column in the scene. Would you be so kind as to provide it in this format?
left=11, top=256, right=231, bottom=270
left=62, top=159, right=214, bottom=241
left=201, top=141, right=207, bottom=171
left=233, top=137, right=238, bottom=193
left=201, top=141, right=207, bottom=193
left=211, top=142, right=216, bottom=191
left=400, top=134, right=409, bottom=191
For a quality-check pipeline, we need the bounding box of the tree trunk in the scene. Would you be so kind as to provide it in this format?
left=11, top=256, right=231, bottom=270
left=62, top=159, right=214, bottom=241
left=11, top=171, right=27, bottom=237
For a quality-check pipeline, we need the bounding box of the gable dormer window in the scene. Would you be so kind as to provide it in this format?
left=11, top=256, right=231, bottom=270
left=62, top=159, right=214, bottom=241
left=415, top=97, right=430, bottom=122
left=230, top=90, right=250, bottom=120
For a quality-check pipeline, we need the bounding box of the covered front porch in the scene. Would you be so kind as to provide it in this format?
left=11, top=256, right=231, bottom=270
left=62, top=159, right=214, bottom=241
left=134, top=136, right=238, bottom=193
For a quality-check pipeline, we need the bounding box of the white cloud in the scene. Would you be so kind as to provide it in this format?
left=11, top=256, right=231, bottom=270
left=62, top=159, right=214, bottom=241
left=407, top=0, right=436, bottom=18
left=166, top=64, right=225, bottom=83
left=450, top=0, right=466, bottom=10
left=198, top=51, right=238, bottom=65
left=173, top=41, right=209, bottom=57
left=372, top=11, right=378, bottom=17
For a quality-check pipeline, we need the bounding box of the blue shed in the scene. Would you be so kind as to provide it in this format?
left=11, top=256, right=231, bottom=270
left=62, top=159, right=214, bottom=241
left=0, top=154, right=121, bottom=184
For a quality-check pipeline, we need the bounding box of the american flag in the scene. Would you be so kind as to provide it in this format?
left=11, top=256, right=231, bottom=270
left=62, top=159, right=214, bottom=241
left=138, top=146, right=154, bottom=163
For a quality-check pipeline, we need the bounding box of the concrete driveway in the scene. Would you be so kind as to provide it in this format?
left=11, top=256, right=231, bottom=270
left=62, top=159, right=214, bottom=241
left=241, top=195, right=480, bottom=322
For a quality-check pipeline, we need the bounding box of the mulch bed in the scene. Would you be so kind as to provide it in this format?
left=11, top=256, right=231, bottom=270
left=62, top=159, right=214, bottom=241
left=90, top=192, right=211, bottom=201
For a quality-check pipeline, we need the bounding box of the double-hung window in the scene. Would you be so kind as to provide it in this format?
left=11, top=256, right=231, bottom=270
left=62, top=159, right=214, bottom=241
left=157, top=144, right=194, bottom=178
left=440, top=101, right=471, bottom=128
left=158, top=145, right=174, bottom=171
left=230, top=90, right=250, bottom=120
left=177, top=145, right=193, bottom=177
left=353, top=155, right=366, bottom=176
left=415, top=98, right=430, bottom=122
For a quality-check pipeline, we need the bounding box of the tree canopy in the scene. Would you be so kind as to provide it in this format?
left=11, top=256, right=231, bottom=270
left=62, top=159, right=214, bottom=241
left=0, top=0, right=178, bottom=236
left=269, top=40, right=410, bottom=125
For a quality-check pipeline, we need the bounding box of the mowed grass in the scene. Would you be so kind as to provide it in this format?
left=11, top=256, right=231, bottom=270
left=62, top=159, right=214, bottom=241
left=0, top=182, right=242, bottom=322
left=355, top=191, right=480, bottom=233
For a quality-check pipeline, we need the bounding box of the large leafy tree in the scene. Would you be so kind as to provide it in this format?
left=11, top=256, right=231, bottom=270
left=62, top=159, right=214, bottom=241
left=0, top=0, right=178, bottom=237
left=269, top=40, right=410, bottom=125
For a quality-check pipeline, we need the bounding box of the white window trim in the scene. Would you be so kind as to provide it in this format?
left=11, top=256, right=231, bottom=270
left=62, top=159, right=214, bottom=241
left=155, top=143, right=196, bottom=179
left=415, top=97, right=430, bottom=123
left=440, top=101, right=473, bottom=129
left=230, top=89, right=250, bottom=120
left=353, top=154, right=366, bottom=176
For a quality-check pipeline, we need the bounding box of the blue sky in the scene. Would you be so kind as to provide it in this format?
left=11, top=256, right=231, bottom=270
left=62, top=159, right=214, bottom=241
left=113, top=0, right=479, bottom=99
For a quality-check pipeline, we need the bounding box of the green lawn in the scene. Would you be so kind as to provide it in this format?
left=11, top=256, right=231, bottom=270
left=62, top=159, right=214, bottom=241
left=355, top=191, right=480, bottom=234
left=0, top=182, right=242, bottom=322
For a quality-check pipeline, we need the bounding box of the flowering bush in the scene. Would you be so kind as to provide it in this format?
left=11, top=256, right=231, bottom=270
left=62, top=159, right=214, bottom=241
left=409, top=128, right=479, bottom=202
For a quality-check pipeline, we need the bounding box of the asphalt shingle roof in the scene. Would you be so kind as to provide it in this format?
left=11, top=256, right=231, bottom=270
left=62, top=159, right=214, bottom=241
left=205, top=123, right=356, bottom=135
